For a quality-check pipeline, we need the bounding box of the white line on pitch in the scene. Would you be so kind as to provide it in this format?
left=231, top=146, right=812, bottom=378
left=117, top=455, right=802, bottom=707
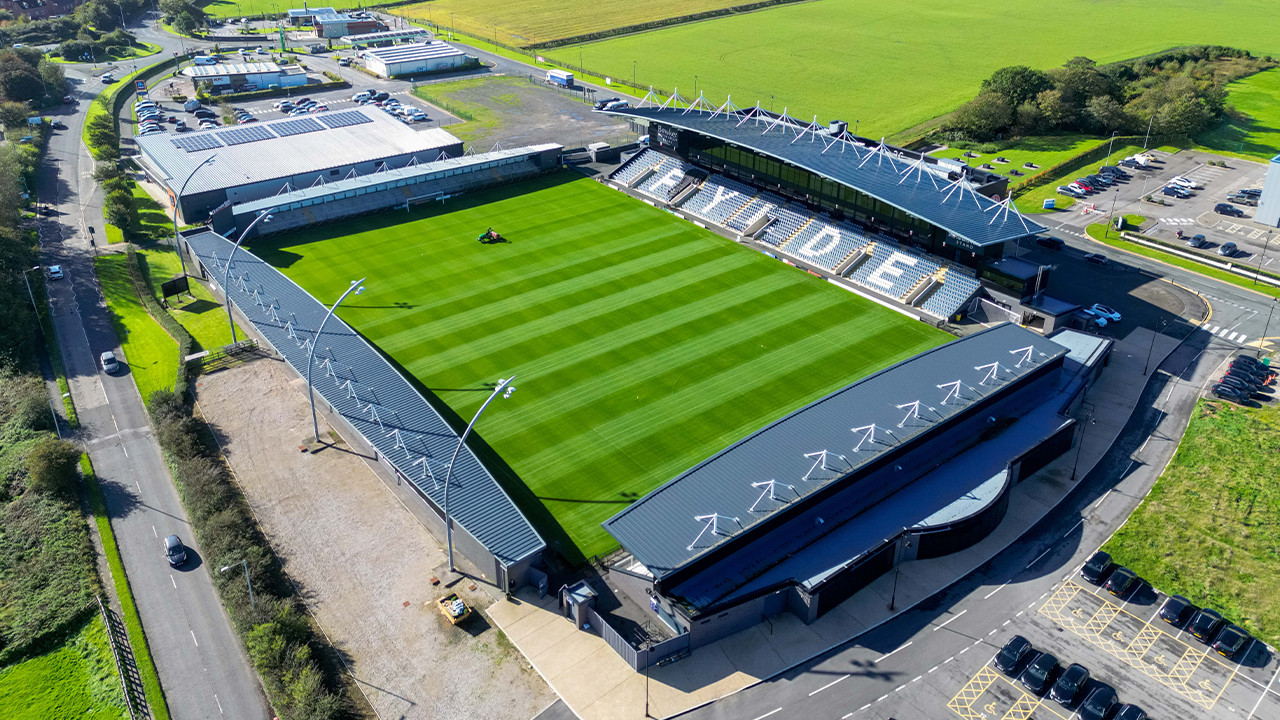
left=750, top=709, right=781, bottom=720
left=985, top=582, right=1008, bottom=599
left=874, top=642, right=912, bottom=663
left=190, top=630, right=198, bottom=647
left=934, top=609, right=966, bottom=631
left=809, top=675, right=849, bottom=696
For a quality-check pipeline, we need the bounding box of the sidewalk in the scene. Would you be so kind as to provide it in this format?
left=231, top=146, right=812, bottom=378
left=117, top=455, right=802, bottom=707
left=488, top=326, right=1185, bottom=720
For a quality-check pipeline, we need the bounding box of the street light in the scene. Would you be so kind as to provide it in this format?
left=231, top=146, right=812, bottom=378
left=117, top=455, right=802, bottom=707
left=172, top=156, right=216, bottom=278
left=21, top=266, right=41, bottom=314
left=222, top=207, right=277, bottom=344
left=1143, top=317, right=1168, bottom=375
left=443, top=375, right=516, bottom=574
left=887, top=532, right=910, bottom=611
left=1260, top=299, right=1278, bottom=359
left=308, top=278, right=366, bottom=443
left=219, top=559, right=254, bottom=608
left=1254, top=231, right=1273, bottom=286
left=1143, top=111, right=1156, bottom=149
left=1105, top=130, right=1119, bottom=160
left=1070, top=412, right=1095, bottom=482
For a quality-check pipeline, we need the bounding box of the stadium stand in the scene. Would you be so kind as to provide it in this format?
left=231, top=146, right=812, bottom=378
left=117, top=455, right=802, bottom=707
left=759, top=206, right=812, bottom=248
left=633, top=154, right=693, bottom=200
left=679, top=175, right=757, bottom=226
left=778, top=220, right=870, bottom=272
left=611, top=149, right=666, bottom=187
left=846, top=242, right=941, bottom=300
left=725, top=190, right=785, bottom=232
left=919, top=269, right=981, bottom=318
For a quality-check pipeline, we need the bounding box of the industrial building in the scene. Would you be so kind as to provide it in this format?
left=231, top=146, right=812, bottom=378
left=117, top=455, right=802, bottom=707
left=315, top=13, right=382, bottom=38
left=180, top=62, right=307, bottom=92
left=571, top=322, right=1109, bottom=669
left=286, top=6, right=338, bottom=25
left=135, top=108, right=462, bottom=221
left=359, top=42, right=473, bottom=78
left=339, top=28, right=433, bottom=48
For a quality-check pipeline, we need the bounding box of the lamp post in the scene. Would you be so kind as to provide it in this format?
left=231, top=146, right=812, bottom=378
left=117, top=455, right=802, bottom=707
left=1143, top=111, right=1155, bottom=149
left=1254, top=231, right=1273, bottom=286
left=1106, top=130, right=1119, bottom=161
left=21, top=266, right=41, bottom=314
left=219, top=559, right=254, bottom=608
left=1143, top=317, right=1167, bottom=375
left=632, top=60, right=636, bottom=85
left=1070, top=412, right=1094, bottom=482
left=222, top=207, right=277, bottom=344
left=1260, top=299, right=1278, bottom=359
left=443, top=375, right=516, bottom=573
left=887, top=532, right=910, bottom=611
left=693, top=74, right=698, bottom=98
left=308, top=278, right=366, bottom=443
left=173, top=156, right=216, bottom=278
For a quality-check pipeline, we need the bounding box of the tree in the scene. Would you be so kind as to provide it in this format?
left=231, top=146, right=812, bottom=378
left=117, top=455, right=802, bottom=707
left=1013, top=100, right=1045, bottom=134
left=0, top=100, right=28, bottom=129
left=1084, top=96, right=1131, bottom=133
left=26, top=436, right=81, bottom=496
left=104, top=187, right=137, bottom=232
left=0, top=55, right=43, bottom=103
left=85, top=113, right=118, bottom=158
left=1158, top=95, right=1214, bottom=136
left=948, top=92, right=1012, bottom=140
left=980, top=66, right=1054, bottom=108
left=38, top=59, right=65, bottom=95
left=1034, top=89, right=1074, bottom=129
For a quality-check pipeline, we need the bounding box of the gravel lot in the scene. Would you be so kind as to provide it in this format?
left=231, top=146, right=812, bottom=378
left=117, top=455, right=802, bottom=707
left=194, top=357, right=553, bottom=720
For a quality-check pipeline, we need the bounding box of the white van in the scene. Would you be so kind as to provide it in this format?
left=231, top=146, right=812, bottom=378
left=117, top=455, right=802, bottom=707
left=351, top=90, right=372, bottom=102
left=192, top=55, right=217, bottom=66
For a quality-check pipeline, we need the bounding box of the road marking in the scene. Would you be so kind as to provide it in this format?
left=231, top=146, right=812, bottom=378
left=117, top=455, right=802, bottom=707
left=190, top=630, right=198, bottom=647
left=929, top=666, right=939, bottom=673
left=893, top=684, right=905, bottom=693
left=877, top=695, right=888, bottom=703
left=809, top=675, right=848, bottom=696
left=984, top=582, right=1008, bottom=599
left=1026, top=546, right=1055, bottom=569
left=1229, top=331, right=1240, bottom=342
left=934, top=609, right=967, bottom=631
left=959, top=646, right=970, bottom=655
left=170, top=575, right=176, bottom=589
left=152, top=525, right=157, bottom=537
left=945, top=657, right=954, bottom=663
left=134, top=480, right=141, bottom=492
left=214, top=694, right=223, bottom=715
left=911, top=675, right=922, bottom=683
left=988, top=629, right=998, bottom=636
left=750, top=710, right=781, bottom=720
left=1246, top=663, right=1280, bottom=719
left=874, top=642, right=912, bottom=663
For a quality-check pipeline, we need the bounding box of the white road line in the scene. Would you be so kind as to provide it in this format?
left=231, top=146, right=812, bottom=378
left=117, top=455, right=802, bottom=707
left=944, top=657, right=954, bottom=664
left=875, top=642, right=912, bottom=663
left=170, top=575, right=176, bottom=589
left=1026, top=546, right=1055, bottom=569
left=121, top=444, right=128, bottom=458
left=1239, top=336, right=1249, bottom=344
left=893, top=684, right=905, bottom=693
left=1016, top=610, right=1024, bottom=618
left=984, top=582, right=1008, bottom=599
left=911, top=675, right=922, bottom=683
left=1146, top=604, right=1163, bottom=625
left=959, top=646, right=970, bottom=655
left=988, top=629, right=998, bottom=636
left=1002, top=620, right=1011, bottom=626
left=929, top=666, right=939, bottom=673
left=134, top=480, right=141, bottom=492
left=876, top=695, right=888, bottom=703
left=1229, top=331, right=1240, bottom=342
left=1246, top=663, right=1280, bottom=719
left=190, top=630, right=198, bottom=647
left=152, top=525, right=157, bottom=537
left=934, top=609, right=967, bottom=631
left=750, top=709, right=781, bottom=720
left=214, top=694, right=223, bottom=715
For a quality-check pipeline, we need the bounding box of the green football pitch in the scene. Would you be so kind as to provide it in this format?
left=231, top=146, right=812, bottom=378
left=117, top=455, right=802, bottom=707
left=251, top=174, right=949, bottom=561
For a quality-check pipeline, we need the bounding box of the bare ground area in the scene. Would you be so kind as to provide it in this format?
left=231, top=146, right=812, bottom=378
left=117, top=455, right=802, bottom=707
left=194, top=357, right=554, bottom=720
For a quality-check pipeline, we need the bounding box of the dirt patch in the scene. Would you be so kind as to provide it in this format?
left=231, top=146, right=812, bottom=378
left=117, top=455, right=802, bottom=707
left=193, top=357, right=553, bottom=720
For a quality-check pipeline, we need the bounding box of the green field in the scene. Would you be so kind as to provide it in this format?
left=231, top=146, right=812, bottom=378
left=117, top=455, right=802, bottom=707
left=0, top=615, right=129, bottom=720
left=198, top=0, right=359, bottom=19
left=1104, top=399, right=1280, bottom=646
left=252, top=174, right=949, bottom=560
left=556, top=0, right=1280, bottom=138
left=1196, top=67, right=1280, bottom=162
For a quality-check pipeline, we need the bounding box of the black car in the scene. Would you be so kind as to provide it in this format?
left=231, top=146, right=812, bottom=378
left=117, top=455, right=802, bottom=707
left=164, top=534, right=188, bottom=566
left=1216, top=377, right=1256, bottom=395
left=1099, top=166, right=1130, bottom=179
left=1233, top=354, right=1266, bottom=368
left=1118, top=158, right=1141, bottom=169
left=1212, top=624, right=1252, bottom=660
left=1189, top=607, right=1225, bottom=642
left=994, top=635, right=1033, bottom=675
left=1238, top=188, right=1262, bottom=198
left=1162, top=186, right=1190, bottom=198
left=1225, top=367, right=1266, bottom=385
left=593, top=96, right=622, bottom=110
left=1213, top=384, right=1251, bottom=402
left=1081, top=550, right=1113, bottom=584
left=1079, top=686, right=1118, bottom=720
left=371, top=91, right=390, bottom=102
left=1104, top=566, right=1138, bottom=598
left=193, top=109, right=216, bottom=119
left=1160, top=595, right=1197, bottom=626
left=1050, top=663, right=1090, bottom=706
left=1215, top=203, right=1245, bottom=217
left=1036, top=236, right=1065, bottom=250
left=1019, top=651, right=1059, bottom=694
left=1114, top=703, right=1147, bottom=720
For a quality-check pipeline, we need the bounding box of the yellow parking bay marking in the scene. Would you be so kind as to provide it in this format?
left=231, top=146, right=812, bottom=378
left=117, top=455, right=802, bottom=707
left=947, top=668, right=1071, bottom=720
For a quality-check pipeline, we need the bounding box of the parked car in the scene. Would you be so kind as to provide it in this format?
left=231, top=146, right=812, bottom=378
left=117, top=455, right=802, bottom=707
left=1057, top=186, right=1085, bottom=198
left=1067, top=182, right=1090, bottom=195
left=994, top=635, right=1033, bottom=675
left=1104, top=566, right=1138, bottom=597
left=238, top=116, right=259, bottom=123
left=1188, top=607, right=1225, bottom=643
left=371, top=91, right=390, bottom=102
left=1212, top=384, right=1250, bottom=402
left=1161, top=186, right=1190, bottom=198
left=1228, top=194, right=1258, bottom=207
left=1079, top=686, right=1118, bottom=720
left=1081, top=550, right=1113, bottom=584
left=338, top=57, right=352, bottom=67
left=1237, top=188, right=1262, bottom=198
left=1073, top=178, right=1095, bottom=192
left=100, top=351, right=119, bottom=373
left=1160, top=595, right=1196, bottom=626
left=351, top=90, right=372, bottom=102
left=1212, top=624, right=1252, bottom=660
left=1218, top=241, right=1238, bottom=257
left=1186, top=234, right=1209, bottom=248
left=1088, top=304, right=1121, bottom=323
left=1214, top=202, right=1246, bottom=217
left=1113, top=704, right=1147, bottom=720
left=1168, top=176, right=1199, bottom=189
left=1098, top=165, right=1129, bottom=178
left=1019, top=651, right=1059, bottom=694
left=1049, top=663, right=1090, bottom=707
left=408, top=110, right=428, bottom=122
left=1084, top=253, right=1108, bottom=266
left=164, top=534, right=188, bottom=566
left=1118, top=158, right=1141, bottom=169
left=47, top=265, right=64, bottom=280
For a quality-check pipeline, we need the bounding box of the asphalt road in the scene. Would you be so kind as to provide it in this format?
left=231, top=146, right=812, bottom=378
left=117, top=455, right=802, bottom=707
left=35, top=18, right=269, bottom=720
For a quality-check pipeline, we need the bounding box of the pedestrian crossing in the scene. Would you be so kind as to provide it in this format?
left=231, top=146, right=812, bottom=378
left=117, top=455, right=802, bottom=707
left=1162, top=217, right=1197, bottom=226
left=1202, top=323, right=1249, bottom=344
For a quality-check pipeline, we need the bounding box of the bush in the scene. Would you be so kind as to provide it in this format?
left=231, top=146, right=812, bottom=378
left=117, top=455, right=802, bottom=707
left=0, top=369, right=53, bottom=433
left=25, top=436, right=80, bottom=496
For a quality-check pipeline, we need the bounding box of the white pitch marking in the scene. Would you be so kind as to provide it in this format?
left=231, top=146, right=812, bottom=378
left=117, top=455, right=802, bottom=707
left=874, top=642, right=912, bottom=663
left=809, top=675, right=849, bottom=696
left=934, top=609, right=967, bottom=631
left=750, top=709, right=782, bottom=720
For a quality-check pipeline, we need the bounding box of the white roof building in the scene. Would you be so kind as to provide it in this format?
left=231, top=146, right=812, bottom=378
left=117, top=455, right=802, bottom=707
left=361, top=42, right=470, bottom=79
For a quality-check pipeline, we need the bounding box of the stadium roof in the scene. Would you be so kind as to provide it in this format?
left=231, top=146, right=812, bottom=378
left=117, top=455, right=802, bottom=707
left=340, top=28, right=432, bottom=45
left=603, top=322, right=1067, bottom=581
left=599, top=105, right=1046, bottom=248
left=362, top=42, right=465, bottom=65
left=182, top=229, right=546, bottom=567
left=136, top=109, right=460, bottom=196
left=234, top=143, right=563, bottom=215
left=182, top=62, right=282, bottom=77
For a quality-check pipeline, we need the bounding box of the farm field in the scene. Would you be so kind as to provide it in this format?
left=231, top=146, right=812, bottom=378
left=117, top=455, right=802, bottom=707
left=1196, top=67, right=1280, bottom=163
left=557, top=0, right=1280, bottom=138
left=400, top=0, right=748, bottom=47
left=251, top=173, right=949, bottom=560
left=0, top=615, right=129, bottom=720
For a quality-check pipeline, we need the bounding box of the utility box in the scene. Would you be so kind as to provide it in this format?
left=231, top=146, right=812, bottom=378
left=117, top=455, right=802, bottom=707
left=560, top=580, right=596, bottom=630
left=587, top=142, right=617, bottom=163
left=547, top=69, right=574, bottom=88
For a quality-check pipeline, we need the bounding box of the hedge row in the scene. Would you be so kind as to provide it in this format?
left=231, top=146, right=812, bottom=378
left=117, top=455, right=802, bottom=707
left=122, top=245, right=193, bottom=397
left=147, top=391, right=351, bottom=720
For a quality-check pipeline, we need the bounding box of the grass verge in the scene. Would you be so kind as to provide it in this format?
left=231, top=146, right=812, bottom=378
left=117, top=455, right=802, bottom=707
left=1195, top=68, right=1280, bottom=163
left=94, top=254, right=179, bottom=404
left=80, top=455, right=171, bottom=720
left=32, top=273, right=78, bottom=428
left=136, top=246, right=240, bottom=351
left=0, top=613, right=129, bottom=720
left=1103, top=399, right=1280, bottom=646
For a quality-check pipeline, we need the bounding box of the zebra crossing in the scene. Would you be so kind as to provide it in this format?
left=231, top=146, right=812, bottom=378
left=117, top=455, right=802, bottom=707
left=1202, top=322, right=1249, bottom=344
left=1161, top=217, right=1197, bottom=226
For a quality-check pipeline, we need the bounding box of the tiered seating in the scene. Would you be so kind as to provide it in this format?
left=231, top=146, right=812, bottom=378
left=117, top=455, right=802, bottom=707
left=777, top=219, right=870, bottom=271
left=919, top=271, right=981, bottom=318
left=846, top=242, right=941, bottom=300
left=726, top=190, right=784, bottom=232
left=634, top=155, right=691, bottom=200
left=681, top=176, right=756, bottom=226
left=760, top=206, right=811, bottom=247
left=610, top=149, right=664, bottom=186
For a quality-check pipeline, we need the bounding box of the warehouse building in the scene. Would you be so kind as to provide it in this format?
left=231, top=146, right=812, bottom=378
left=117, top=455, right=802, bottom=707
left=180, top=62, right=307, bottom=92
left=315, top=13, right=382, bottom=38
left=339, top=28, right=433, bottom=48
left=360, top=42, right=473, bottom=78
left=135, top=108, right=462, bottom=221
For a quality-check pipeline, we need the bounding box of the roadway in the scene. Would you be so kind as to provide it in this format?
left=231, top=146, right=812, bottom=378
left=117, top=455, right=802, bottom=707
left=35, top=15, right=269, bottom=720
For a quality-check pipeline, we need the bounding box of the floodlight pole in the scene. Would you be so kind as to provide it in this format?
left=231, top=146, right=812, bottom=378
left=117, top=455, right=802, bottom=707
left=172, top=156, right=217, bottom=278
left=444, top=375, right=516, bottom=574
left=222, top=207, right=278, bottom=344
left=1142, top=317, right=1167, bottom=376
left=1259, top=299, right=1277, bottom=359
left=1070, top=412, right=1094, bottom=482
left=309, top=278, right=367, bottom=443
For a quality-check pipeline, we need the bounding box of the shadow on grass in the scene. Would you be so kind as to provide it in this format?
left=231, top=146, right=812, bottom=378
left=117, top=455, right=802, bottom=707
left=173, top=298, right=220, bottom=315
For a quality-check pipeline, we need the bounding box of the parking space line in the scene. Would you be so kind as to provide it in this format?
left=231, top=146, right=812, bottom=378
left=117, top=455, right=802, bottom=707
left=1246, top=663, right=1280, bottom=719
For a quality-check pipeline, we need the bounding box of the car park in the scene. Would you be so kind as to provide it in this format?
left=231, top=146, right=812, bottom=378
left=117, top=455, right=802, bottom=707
left=1080, top=550, right=1112, bottom=584
left=1088, top=304, right=1121, bottom=323
left=164, top=534, right=188, bottom=566
left=47, top=265, right=64, bottom=280
left=1019, top=652, right=1058, bottom=694
left=1118, top=158, right=1141, bottom=169
left=1211, top=624, right=1252, bottom=660
left=1188, top=607, right=1225, bottom=642
left=1113, top=704, right=1147, bottom=720
left=1216, top=377, right=1255, bottom=396
left=1218, top=241, right=1238, bottom=257
left=1215, top=202, right=1246, bottom=217
left=351, top=90, right=372, bottom=101
left=100, top=351, right=119, bottom=373
left=1083, top=253, right=1108, bottom=266
left=1079, top=686, right=1118, bottom=720
left=1057, top=186, right=1085, bottom=198
left=1228, top=194, right=1258, bottom=206
left=994, top=635, right=1033, bottom=675
left=1159, top=595, right=1196, bottom=626
left=1049, top=663, right=1089, bottom=706
left=1103, top=566, right=1138, bottom=597
left=338, top=57, right=352, bottom=67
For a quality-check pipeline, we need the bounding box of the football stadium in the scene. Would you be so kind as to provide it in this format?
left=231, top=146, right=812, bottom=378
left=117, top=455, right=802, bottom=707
left=178, top=94, right=1108, bottom=670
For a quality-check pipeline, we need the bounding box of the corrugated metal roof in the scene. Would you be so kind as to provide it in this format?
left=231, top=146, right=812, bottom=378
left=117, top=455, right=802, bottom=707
left=136, top=109, right=460, bottom=197
left=340, top=28, right=433, bottom=44
left=183, top=62, right=280, bottom=77
left=183, top=229, right=546, bottom=566
left=599, top=107, right=1045, bottom=248
left=363, top=42, right=464, bottom=64
left=602, top=323, right=1066, bottom=580
left=233, top=143, right=562, bottom=214
left=287, top=6, right=338, bottom=16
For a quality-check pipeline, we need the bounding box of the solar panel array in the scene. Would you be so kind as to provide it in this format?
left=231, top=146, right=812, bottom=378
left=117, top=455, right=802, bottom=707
left=318, top=110, right=372, bottom=129
left=273, top=117, right=325, bottom=137
left=217, top=125, right=276, bottom=146
left=171, top=135, right=225, bottom=152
